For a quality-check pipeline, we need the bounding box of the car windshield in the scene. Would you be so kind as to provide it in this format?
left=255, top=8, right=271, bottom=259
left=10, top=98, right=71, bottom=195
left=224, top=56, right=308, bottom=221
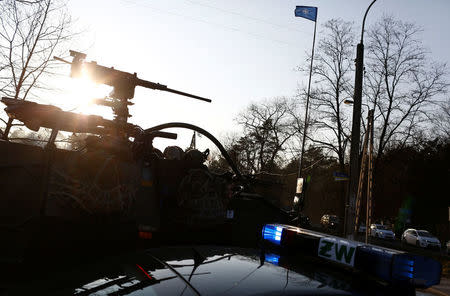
left=329, top=216, right=339, bottom=222
left=417, top=231, right=433, bottom=237
left=376, top=225, right=387, bottom=230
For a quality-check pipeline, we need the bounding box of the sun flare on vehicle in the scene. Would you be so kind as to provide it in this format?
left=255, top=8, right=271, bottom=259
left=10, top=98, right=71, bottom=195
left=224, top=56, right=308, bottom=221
left=61, top=71, right=112, bottom=117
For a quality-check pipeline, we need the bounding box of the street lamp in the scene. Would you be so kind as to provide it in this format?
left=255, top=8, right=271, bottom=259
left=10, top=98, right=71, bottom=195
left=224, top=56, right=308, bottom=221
left=345, top=0, right=377, bottom=238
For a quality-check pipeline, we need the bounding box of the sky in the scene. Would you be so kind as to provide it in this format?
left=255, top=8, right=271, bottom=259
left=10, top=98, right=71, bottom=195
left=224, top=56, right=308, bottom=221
left=46, top=0, right=450, bottom=150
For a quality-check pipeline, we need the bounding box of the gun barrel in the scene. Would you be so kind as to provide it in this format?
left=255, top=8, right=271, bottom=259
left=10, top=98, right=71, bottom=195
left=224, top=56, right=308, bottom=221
left=137, top=79, right=168, bottom=91
left=165, top=87, right=211, bottom=103
left=137, top=78, right=211, bottom=103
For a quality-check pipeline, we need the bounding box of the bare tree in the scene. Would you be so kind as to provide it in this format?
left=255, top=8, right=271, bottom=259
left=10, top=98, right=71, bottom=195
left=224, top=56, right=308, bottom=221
left=234, top=97, right=298, bottom=174
left=297, top=19, right=355, bottom=171
left=431, top=99, right=450, bottom=139
left=0, top=0, right=75, bottom=139
left=365, top=16, right=448, bottom=160
left=225, top=135, right=257, bottom=174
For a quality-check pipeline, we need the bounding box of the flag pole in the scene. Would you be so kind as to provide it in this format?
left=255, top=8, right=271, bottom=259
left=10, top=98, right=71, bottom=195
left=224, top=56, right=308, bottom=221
left=190, top=131, right=196, bottom=149
left=296, top=15, right=317, bottom=199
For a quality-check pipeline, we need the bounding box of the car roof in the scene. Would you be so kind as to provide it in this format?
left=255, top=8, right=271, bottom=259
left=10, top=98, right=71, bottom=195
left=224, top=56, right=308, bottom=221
left=404, top=228, right=432, bottom=233
left=0, top=245, right=406, bottom=295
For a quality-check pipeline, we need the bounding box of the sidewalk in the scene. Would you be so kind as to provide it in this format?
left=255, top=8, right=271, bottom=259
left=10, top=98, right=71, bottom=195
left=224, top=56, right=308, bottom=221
left=420, top=278, right=450, bottom=296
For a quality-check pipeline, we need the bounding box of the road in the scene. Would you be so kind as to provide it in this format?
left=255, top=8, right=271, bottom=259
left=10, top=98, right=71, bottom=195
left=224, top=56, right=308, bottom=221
left=418, top=278, right=450, bottom=296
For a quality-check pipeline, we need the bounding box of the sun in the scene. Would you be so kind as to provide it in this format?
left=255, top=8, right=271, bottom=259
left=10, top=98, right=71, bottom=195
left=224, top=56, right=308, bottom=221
left=55, top=73, right=114, bottom=119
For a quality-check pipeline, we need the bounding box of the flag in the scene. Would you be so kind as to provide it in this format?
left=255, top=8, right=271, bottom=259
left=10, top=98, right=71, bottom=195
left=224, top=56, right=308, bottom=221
left=295, top=6, right=317, bottom=22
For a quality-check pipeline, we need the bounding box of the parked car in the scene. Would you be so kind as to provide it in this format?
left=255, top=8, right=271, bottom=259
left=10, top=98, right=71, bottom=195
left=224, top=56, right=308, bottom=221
left=320, top=214, right=340, bottom=230
left=447, top=240, right=450, bottom=255
left=401, top=229, right=441, bottom=249
left=370, top=224, right=395, bottom=239
left=358, top=223, right=367, bottom=233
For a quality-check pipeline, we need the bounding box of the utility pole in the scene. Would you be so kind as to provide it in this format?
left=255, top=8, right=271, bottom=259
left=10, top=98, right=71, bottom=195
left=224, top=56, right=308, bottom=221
left=345, top=0, right=377, bottom=238
left=353, top=109, right=374, bottom=244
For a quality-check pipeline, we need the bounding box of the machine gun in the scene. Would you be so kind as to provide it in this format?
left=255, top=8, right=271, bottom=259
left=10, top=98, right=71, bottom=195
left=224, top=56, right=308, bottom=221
left=54, top=50, right=211, bottom=127
left=1, top=97, right=142, bottom=137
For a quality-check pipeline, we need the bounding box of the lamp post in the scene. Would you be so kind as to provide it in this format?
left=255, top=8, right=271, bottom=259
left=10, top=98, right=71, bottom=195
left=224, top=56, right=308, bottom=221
left=345, top=0, right=377, bottom=238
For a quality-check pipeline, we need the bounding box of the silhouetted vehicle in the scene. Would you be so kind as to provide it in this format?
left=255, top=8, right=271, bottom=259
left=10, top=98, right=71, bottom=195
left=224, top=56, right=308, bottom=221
left=370, top=224, right=395, bottom=240
left=0, top=51, right=300, bottom=262
left=401, top=229, right=441, bottom=249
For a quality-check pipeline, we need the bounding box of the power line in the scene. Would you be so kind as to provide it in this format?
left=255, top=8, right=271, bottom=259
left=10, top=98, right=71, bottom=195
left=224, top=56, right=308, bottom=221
left=120, top=0, right=301, bottom=47
left=185, top=0, right=310, bottom=35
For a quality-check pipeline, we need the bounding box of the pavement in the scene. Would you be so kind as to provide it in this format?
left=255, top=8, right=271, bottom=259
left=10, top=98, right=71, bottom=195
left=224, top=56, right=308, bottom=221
left=419, top=277, right=450, bottom=296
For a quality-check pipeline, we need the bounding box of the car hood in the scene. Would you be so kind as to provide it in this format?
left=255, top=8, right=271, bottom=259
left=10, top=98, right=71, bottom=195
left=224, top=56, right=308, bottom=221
left=1, top=245, right=417, bottom=295
left=144, top=246, right=352, bottom=295
left=419, top=236, right=440, bottom=243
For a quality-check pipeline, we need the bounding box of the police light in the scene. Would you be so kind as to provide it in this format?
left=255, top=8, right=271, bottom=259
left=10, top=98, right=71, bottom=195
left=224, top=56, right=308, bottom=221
left=392, top=255, right=414, bottom=279
left=262, top=224, right=283, bottom=245
left=392, top=253, right=441, bottom=287
left=261, top=224, right=441, bottom=289
left=264, top=253, right=280, bottom=265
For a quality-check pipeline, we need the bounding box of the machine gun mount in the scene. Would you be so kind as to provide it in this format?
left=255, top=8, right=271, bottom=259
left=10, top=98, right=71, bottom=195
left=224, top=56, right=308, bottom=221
left=54, top=50, right=211, bottom=127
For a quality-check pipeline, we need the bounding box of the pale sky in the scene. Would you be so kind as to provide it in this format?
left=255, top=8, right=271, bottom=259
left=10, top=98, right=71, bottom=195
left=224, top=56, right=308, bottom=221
left=45, top=0, right=450, bottom=150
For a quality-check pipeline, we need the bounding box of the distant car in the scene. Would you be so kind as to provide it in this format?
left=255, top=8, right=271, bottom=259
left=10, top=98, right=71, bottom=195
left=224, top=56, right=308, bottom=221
left=320, top=214, right=340, bottom=230
left=447, top=240, right=450, bottom=255
left=358, top=223, right=367, bottom=233
left=401, top=229, right=441, bottom=249
left=370, top=224, right=395, bottom=239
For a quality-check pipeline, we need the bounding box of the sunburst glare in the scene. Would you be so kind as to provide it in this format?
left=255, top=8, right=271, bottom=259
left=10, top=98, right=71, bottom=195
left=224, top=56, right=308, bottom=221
left=55, top=71, right=113, bottom=119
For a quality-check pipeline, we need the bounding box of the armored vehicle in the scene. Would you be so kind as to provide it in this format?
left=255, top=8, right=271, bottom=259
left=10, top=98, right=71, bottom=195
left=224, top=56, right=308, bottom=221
left=0, top=51, right=295, bottom=262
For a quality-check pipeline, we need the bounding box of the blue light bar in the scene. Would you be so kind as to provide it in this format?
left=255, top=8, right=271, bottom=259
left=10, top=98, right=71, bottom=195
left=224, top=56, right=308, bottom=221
left=391, top=255, right=415, bottom=281
left=261, top=224, right=442, bottom=289
left=262, top=224, right=283, bottom=245
left=400, top=272, right=414, bottom=279
left=391, top=254, right=441, bottom=287
left=265, top=253, right=280, bottom=265
left=355, top=245, right=397, bottom=282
